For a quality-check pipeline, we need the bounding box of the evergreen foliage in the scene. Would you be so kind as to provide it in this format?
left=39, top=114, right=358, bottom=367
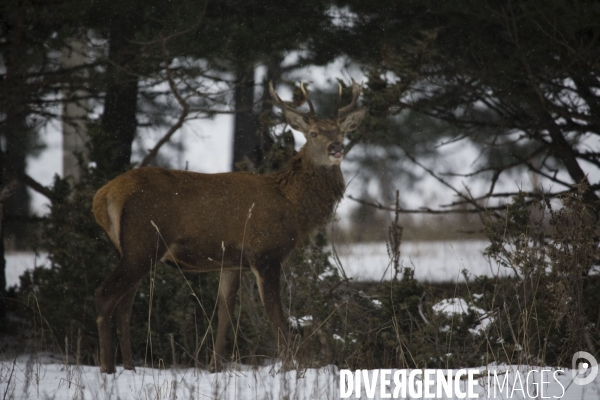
left=340, top=0, right=600, bottom=215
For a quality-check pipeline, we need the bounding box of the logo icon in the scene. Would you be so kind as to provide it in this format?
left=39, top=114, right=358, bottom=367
left=571, top=351, right=598, bottom=386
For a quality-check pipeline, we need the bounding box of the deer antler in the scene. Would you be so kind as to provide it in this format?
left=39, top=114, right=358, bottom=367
left=269, top=81, right=315, bottom=120
left=299, top=82, right=315, bottom=116
left=337, top=78, right=364, bottom=119
left=336, top=82, right=343, bottom=114
left=268, top=81, right=284, bottom=105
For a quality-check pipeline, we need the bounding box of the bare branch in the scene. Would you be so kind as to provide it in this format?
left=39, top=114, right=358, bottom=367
left=348, top=195, right=502, bottom=214
left=347, top=194, right=547, bottom=214
left=20, top=174, right=52, bottom=200
left=440, top=146, right=546, bottom=179
left=139, top=36, right=191, bottom=168
left=401, top=151, right=487, bottom=212
left=440, top=189, right=571, bottom=207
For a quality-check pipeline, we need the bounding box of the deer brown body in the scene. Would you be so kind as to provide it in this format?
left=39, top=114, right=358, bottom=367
left=93, top=81, right=366, bottom=374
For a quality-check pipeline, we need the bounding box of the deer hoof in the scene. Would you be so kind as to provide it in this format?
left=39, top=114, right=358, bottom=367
left=209, top=364, right=222, bottom=373
left=100, top=364, right=116, bottom=374
left=123, top=363, right=136, bottom=371
left=209, top=357, right=224, bottom=373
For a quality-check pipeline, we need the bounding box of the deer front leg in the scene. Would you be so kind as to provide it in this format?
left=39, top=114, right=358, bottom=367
left=251, top=263, right=290, bottom=355
left=210, top=269, right=241, bottom=372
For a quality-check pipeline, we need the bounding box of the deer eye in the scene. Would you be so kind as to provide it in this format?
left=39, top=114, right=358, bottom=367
left=310, top=131, right=318, bottom=138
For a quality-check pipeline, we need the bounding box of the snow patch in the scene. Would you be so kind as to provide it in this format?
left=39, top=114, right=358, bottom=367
left=289, top=315, right=313, bottom=329
left=432, top=297, right=494, bottom=335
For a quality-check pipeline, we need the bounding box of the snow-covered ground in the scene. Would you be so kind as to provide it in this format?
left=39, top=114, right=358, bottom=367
left=4, top=243, right=597, bottom=400
left=333, top=240, right=504, bottom=282
left=1, top=360, right=598, bottom=400
left=4, top=240, right=503, bottom=289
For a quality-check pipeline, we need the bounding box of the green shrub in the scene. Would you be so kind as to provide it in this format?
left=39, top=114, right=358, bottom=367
left=481, top=188, right=600, bottom=366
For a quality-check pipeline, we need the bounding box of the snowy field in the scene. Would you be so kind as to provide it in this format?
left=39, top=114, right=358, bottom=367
left=333, top=240, right=504, bottom=282
left=1, top=360, right=599, bottom=400
left=4, top=240, right=502, bottom=289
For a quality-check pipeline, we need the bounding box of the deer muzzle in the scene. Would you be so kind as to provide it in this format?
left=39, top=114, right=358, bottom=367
left=328, top=142, right=345, bottom=160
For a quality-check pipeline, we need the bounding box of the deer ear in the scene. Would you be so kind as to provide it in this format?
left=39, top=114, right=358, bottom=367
left=282, top=109, right=311, bottom=132
left=339, top=108, right=367, bottom=132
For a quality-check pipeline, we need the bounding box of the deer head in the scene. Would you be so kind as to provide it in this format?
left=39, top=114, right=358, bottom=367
left=269, top=79, right=367, bottom=167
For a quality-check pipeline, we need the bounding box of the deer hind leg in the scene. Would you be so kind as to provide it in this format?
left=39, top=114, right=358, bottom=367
left=115, top=281, right=142, bottom=370
left=209, top=269, right=241, bottom=372
left=250, top=263, right=290, bottom=356
left=95, top=257, right=147, bottom=374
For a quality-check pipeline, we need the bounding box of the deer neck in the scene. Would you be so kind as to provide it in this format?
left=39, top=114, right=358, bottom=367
left=274, top=148, right=345, bottom=234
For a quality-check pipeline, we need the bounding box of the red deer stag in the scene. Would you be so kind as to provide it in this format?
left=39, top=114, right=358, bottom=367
left=93, top=80, right=366, bottom=373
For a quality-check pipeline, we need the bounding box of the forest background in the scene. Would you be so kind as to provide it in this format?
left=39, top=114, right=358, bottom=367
left=0, top=0, right=599, bottom=371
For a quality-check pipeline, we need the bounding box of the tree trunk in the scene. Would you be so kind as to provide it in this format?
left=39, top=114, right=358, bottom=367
left=231, top=65, right=261, bottom=171
left=0, top=9, right=33, bottom=251
left=255, top=56, right=292, bottom=172
left=98, top=18, right=138, bottom=176
left=62, top=37, right=89, bottom=182
left=0, top=147, right=5, bottom=331
left=0, top=86, right=35, bottom=332
left=545, top=117, right=600, bottom=220
left=3, top=109, right=31, bottom=250
left=0, top=13, right=35, bottom=329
